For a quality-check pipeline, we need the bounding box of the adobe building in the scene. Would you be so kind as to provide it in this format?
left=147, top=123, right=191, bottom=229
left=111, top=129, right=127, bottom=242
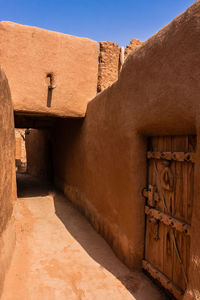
left=1, top=1, right=200, bottom=299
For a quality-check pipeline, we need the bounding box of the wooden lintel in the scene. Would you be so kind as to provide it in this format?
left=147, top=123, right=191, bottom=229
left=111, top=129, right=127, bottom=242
left=145, top=206, right=191, bottom=235
left=142, top=260, right=184, bottom=299
left=147, top=151, right=196, bottom=163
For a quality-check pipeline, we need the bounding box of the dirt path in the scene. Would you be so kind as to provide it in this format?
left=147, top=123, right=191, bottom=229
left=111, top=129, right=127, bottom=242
left=2, top=175, right=168, bottom=300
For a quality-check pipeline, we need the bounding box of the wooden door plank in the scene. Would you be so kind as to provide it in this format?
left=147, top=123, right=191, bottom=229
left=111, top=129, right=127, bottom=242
left=172, top=230, right=182, bottom=289
left=162, top=136, right=173, bottom=281
left=146, top=136, right=164, bottom=273
left=174, top=161, right=184, bottom=221
left=187, top=163, right=194, bottom=224
left=145, top=215, right=164, bottom=272
left=186, top=235, right=191, bottom=279
left=188, top=135, right=196, bottom=152
left=182, top=233, right=189, bottom=291
left=155, top=159, right=166, bottom=212
left=163, top=226, right=173, bottom=281
left=172, top=231, right=186, bottom=291
left=172, top=136, right=187, bottom=292
left=172, top=136, right=187, bottom=152
left=182, top=162, right=188, bottom=223
left=145, top=146, right=155, bottom=263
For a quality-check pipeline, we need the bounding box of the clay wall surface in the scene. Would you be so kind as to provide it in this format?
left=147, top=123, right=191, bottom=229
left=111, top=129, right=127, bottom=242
left=26, top=129, right=53, bottom=181
left=97, top=39, right=143, bottom=92
left=53, top=2, right=200, bottom=299
left=0, top=22, right=99, bottom=117
left=0, top=67, right=16, bottom=297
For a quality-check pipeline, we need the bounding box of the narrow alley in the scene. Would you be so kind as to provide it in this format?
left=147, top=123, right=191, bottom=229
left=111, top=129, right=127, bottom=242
left=2, top=174, right=167, bottom=300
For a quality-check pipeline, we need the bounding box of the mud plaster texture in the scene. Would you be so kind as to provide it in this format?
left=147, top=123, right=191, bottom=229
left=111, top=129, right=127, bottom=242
left=53, top=2, right=200, bottom=299
left=97, top=39, right=143, bottom=92
left=26, top=129, right=53, bottom=181
left=0, top=22, right=99, bottom=117
left=2, top=174, right=167, bottom=300
left=0, top=67, right=16, bottom=297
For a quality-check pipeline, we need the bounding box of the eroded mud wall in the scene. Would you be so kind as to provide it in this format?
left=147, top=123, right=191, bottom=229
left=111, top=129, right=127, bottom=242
left=97, top=42, right=120, bottom=93
left=97, top=39, right=143, bottom=92
left=0, top=67, right=16, bottom=296
left=54, top=2, right=200, bottom=299
left=124, top=38, right=143, bottom=59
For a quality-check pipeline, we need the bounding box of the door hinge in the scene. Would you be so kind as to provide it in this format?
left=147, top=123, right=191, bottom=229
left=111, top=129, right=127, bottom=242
left=142, top=185, right=160, bottom=207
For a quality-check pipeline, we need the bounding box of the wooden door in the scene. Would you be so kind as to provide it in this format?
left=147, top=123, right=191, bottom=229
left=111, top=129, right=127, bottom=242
left=143, top=136, right=196, bottom=299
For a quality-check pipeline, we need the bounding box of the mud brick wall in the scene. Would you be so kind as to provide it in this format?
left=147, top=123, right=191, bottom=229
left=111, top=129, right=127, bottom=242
left=124, top=38, right=143, bottom=59
left=97, top=42, right=120, bottom=93
left=97, top=39, right=143, bottom=92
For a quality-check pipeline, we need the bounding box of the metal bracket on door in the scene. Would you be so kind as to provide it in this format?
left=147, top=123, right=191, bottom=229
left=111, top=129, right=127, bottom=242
left=143, top=185, right=160, bottom=207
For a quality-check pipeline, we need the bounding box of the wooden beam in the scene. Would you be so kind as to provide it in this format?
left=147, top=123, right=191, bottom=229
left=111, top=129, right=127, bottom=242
left=145, top=206, right=191, bottom=235
left=142, top=260, right=184, bottom=299
left=147, top=151, right=196, bottom=163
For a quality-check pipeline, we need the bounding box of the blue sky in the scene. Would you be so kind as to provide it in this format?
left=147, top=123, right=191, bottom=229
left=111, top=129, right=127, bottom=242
left=0, top=0, right=195, bottom=46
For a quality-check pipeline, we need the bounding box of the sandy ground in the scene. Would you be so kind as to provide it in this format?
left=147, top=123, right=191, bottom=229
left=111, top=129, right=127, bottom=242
left=2, top=174, right=168, bottom=300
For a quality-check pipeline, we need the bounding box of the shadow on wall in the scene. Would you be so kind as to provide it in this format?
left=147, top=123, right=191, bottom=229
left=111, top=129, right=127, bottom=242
left=53, top=192, right=167, bottom=299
